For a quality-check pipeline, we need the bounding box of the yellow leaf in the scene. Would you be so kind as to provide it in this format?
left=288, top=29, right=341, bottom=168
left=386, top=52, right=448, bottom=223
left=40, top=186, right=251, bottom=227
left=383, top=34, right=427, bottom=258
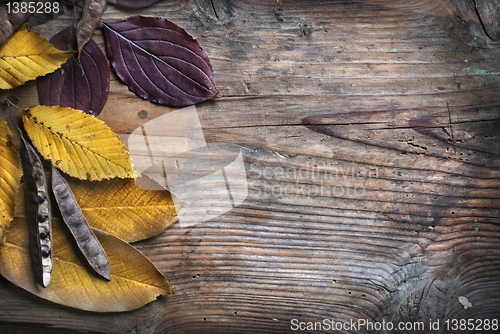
left=67, top=177, right=177, bottom=243
left=0, top=216, right=172, bottom=312
left=0, top=23, right=74, bottom=90
left=0, top=117, right=22, bottom=244
left=23, top=105, right=133, bottom=180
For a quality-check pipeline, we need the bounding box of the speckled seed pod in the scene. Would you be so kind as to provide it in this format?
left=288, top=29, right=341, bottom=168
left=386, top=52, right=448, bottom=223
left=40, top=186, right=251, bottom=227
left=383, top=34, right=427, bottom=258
left=12, top=113, right=53, bottom=288
left=51, top=165, right=111, bottom=281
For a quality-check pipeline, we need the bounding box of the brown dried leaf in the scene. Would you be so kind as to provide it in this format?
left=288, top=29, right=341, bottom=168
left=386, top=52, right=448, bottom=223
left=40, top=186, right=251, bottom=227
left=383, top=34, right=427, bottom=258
left=0, top=1, right=68, bottom=48
left=0, top=2, right=31, bottom=48
left=76, top=0, right=107, bottom=55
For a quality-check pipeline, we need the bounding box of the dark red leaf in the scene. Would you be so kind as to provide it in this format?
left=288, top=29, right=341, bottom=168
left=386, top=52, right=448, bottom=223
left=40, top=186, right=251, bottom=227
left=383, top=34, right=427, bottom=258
left=102, top=16, right=220, bottom=107
left=37, top=26, right=110, bottom=117
left=107, top=0, right=161, bottom=8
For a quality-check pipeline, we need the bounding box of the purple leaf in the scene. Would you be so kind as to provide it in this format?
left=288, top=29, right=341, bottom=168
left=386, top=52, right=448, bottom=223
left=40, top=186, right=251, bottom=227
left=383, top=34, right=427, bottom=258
left=102, top=16, right=220, bottom=107
left=107, top=0, right=161, bottom=8
left=37, top=26, right=110, bottom=117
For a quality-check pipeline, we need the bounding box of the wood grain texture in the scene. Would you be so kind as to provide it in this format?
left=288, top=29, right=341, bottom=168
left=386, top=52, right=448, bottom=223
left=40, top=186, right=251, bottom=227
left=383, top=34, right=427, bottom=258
left=1, top=0, right=500, bottom=333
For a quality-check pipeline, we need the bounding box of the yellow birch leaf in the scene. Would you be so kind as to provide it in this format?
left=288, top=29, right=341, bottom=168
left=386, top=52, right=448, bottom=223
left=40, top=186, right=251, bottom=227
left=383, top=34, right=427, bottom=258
left=66, top=177, right=177, bottom=243
left=0, top=23, right=75, bottom=90
left=0, top=216, right=172, bottom=312
left=23, top=105, right=133, bottom=180
left=0, top=117, right=22, bottom=244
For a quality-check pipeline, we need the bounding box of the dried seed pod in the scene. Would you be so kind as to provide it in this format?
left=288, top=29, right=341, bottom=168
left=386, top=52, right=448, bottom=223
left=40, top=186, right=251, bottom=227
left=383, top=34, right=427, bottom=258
left=51, top=165, right=111, bottom=280
left=76, top=0, right=107, bottom=55
left=11, top=113, right=53, bottom=288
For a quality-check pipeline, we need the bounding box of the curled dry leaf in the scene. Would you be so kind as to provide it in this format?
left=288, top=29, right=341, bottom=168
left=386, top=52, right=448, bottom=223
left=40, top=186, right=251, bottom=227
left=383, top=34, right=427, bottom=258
left=0, top=2, right=31, bottom=48
left=107, top=0, right=161, bottom=8
left=0, top=23, right=75, bottom=90
left=0, top=1, right=69, bottom=47
left=22, top=105, right=133, bottom=181
left=37, top=26, right=110, bottom=116
left=102, top=16, right=220, bottom=107
left=0, top=117, right=22, bottom=244
left=51, top=165, right=111, bottom=281
left=76, top=0, right=107, bottom=55
left=0, top=216, right=172, bottom=312
left=11, top=115, right=53, bottom=287
left=66, top=177, right=177, bottom=243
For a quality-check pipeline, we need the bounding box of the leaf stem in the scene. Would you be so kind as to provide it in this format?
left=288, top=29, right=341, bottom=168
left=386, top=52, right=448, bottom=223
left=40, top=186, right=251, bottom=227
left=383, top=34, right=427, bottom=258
left=1, top=96, right=22, bottom=112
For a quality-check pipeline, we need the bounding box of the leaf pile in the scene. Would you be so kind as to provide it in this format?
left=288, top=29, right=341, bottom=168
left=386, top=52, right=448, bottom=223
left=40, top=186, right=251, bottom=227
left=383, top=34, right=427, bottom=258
left=0, top=216, right=171, bottom=312
left=0, top=114, right=177, bottom=310
left=0, top=0, right=218, bottom=312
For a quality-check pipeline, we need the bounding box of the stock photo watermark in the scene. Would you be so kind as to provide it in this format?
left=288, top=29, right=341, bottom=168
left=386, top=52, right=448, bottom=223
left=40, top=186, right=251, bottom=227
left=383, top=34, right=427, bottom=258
left=128, top=105, right=249, bottom=227
left=291, top=318, right=499, bottom=332
left=254, top=163, right=378, bottom=198
left=128, top=105, right=378, bottom=227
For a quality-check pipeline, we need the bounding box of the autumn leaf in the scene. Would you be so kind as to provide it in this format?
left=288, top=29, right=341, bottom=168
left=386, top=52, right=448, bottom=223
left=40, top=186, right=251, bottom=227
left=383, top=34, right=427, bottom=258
left=0, top=216, right=172, bottom=312
left=102, top=16, right=220, bottom=107
left=0, top=117, right=22, bottom=244
left=107, top=0, right=161, bottom=8
left=37, top=25, right=110, bottom=116
left=22, top=105, right=133, bottom=181
left=0, top=23, right=74, bottom=90
left=66, top=177, right=177, bottom=243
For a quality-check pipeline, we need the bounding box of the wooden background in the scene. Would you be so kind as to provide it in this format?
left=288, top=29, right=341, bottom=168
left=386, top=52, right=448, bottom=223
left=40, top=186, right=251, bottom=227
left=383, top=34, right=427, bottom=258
left=1, top=0, right=500, bottom=333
